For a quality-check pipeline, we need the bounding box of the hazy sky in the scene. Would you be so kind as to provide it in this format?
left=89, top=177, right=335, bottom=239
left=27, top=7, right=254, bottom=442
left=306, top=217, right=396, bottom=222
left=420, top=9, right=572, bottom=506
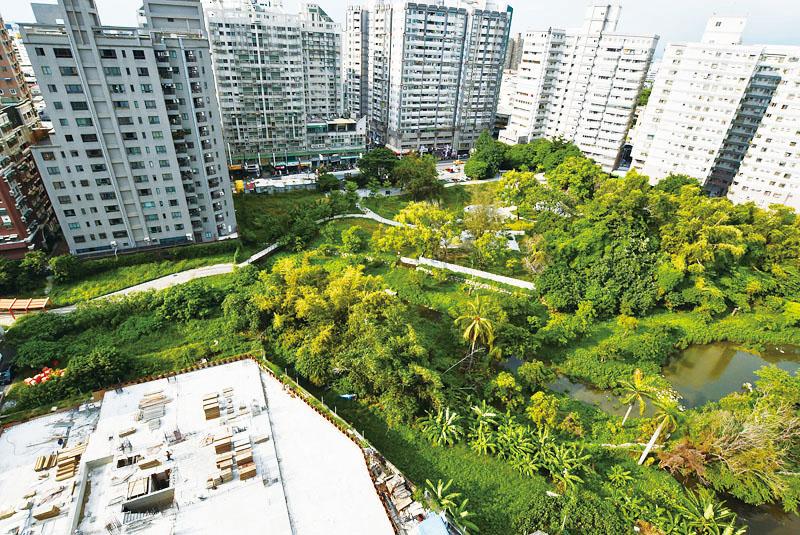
left=2, top=0, right=798, bottom=57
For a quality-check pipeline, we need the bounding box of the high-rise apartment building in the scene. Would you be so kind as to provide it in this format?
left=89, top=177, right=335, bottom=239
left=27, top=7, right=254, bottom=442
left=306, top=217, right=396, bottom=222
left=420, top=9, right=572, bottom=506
left=22, top=0, right=236, bottom=256
left=344, top=4, right=369, bottom=120
left=499, top=2, right=657, bottom=170
left=727, top=55, right=800, bottom=210
left=202, top=0, right=364, bottom=171
left=504, top=32, right=524, bottom=70
left=630, top=18, right=798, bottom=201
left=0, top=16, right=58, bottom=258
left=349, top=0, right=512, bottom=157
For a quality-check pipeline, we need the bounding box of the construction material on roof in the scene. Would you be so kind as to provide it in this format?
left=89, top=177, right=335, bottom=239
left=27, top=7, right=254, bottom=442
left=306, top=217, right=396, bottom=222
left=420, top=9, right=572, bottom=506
left=32, top=504, right=60, bottom=520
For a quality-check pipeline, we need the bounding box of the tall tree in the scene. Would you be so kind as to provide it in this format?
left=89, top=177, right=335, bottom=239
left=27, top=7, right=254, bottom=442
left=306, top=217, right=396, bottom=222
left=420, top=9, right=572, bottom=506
left=639, top=396, right=683, bottom=465
left=357, top=147, right=398, bottom=186
left=453, top=296, right=496, bottom=371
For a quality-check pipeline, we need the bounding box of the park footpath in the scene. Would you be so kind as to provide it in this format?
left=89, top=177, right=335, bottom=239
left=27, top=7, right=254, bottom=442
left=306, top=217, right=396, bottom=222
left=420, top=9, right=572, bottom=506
left=51, top=183, right=533, bottom=314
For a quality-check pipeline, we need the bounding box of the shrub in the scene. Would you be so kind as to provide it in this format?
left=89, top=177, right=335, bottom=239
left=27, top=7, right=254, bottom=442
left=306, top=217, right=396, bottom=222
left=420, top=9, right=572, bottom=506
left=341, top=226, right=367, bottom=253
left=66, top=347, right=130, bottom=392
left=49, top=254, right=81, bottom=283
left=158, top=281, right=222, bottom=321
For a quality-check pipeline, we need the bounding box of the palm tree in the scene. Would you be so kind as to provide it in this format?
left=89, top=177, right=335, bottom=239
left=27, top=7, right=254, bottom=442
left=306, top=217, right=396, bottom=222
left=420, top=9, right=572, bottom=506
left=676, top=487, right=746, bottom=535
left=452, top=297, right=495, bottom=371
left=618, top=368, right=657, bottom=426
left=638, top=396, right=683, bottom=465
left=447, top=498, right=480, bottom=534
left=425, top=479, right=461, bottom=512
left=418, top=407, right=464, bottom=447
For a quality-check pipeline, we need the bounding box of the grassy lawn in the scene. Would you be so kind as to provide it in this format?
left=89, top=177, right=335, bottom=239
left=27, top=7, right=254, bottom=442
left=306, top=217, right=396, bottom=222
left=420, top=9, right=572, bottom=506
left=234, top=190, right=330, bottom=245
left=335, top=402, right=553, bottom=535
left=363, top=181, right=501, bottom=220
left=48, top=251, right=243, bottom=306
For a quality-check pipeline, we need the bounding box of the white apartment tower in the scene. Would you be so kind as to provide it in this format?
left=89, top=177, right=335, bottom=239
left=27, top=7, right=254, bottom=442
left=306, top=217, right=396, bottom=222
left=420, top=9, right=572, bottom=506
left=728, top=52, right=800, bottom=210
left=351, top=0, right=512, bottom=156
left=630, top=18, right=798, bottom=201
left=22, top=0, right=236, bottom=255
left=499, top=2, right=657, bottom=170
left=202, top=0, right=365, bottom=170
left=344, top=4, right=369, bottom=120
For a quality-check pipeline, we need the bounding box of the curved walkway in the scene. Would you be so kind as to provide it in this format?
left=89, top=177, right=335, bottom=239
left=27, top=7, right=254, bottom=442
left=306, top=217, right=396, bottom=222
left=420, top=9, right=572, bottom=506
left=49, top=202, right=533, bottom=314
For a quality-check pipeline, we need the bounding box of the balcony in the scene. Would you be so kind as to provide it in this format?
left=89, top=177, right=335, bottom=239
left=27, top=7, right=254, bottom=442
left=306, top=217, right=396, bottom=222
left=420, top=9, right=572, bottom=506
left=187, top=67, right=200, bottom=79
left=195, top=112, right=208, bottom=124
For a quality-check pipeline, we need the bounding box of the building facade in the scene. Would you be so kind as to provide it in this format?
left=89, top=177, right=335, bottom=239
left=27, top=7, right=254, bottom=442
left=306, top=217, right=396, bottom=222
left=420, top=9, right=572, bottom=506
left=504, top=32, right=524, bottom=70
left=499, top=2, right=657, bottom=170
left=630, top=18, right=798, bottom=201
left=22, top=0, right=236, bottom=256
left=0, top=16, right=57, bottom=258
left=202, top=0, right=363, bottom=171
left=350, top=0, right=512, bottom=156
left=727, top=52, right=800, bottom=210
left=344, top=4, right=369, bottom=120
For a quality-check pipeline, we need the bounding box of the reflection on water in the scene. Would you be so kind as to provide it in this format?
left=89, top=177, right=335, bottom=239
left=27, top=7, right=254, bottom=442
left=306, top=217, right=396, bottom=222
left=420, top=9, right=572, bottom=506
left=731, top=499, right=800, bottom=535
left=547, top=375, right=632, bottom=417
left=663, top=343, right=800, bottom=408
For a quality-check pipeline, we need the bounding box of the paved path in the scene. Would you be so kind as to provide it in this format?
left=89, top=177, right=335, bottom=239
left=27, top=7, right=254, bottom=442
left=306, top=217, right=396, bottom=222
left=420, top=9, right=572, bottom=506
left=51, top=241, right=285, bottom=314
left=402, top=256, right=535, bottom=290
left=443, top=176, right=502, bottom=188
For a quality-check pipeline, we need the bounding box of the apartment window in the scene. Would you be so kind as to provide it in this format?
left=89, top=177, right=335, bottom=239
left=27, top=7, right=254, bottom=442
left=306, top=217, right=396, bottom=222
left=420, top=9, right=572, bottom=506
left=109, top=84, right=125, bottom=94
left=79, top=180, right=89, bottom=187
left=149, top=226, right=163, bottom=234
left=148, top=116, right=160, bottom=124
left=136, top=67, right=149, bottom=76
left=133, top=50, right=146, bottom=60
left=100, top=49, right=117, bottom=59
left=103, top=66, right=121, bottom=76
left=100, top=192, right=116, bottom=200
left=118, top=117, right=134, bottom=126
left=133, top=175, right=149, bottom=183
left=68, top=222, right=81, bottom=230
left=114, top=101, right=130, bottom=110
left=73, top=236, right=86, bottom=243
left=69, top=101, right=89, bottom=112
left=127, top=147, right=142, bottom=155
left=104, top=205, right=120, bottom=213
left=81, top=134, right=98, bottom=142
left=109, top=218, right=123, bottom=225
left=140, top=84, right=153, bottom=93
left=159, top=160, right=170, bottom=168
left=41, top=152, right=56, bottom=161
left=95, top=178, right=111, bottom=186
left=152, top=131, right=164, bottom=139
left=47, top=84, right=57, bottom=93
left=162, top=173, right=173, bottom=181
left=91, top=164, right=107, bottom=172
left=53, top=48, right=73, bottom=58
left=59, top=66, right=78, bottom=76
left=86, top=149, right=103, bottom=158
left=112, top=230, right=128, bottom=238
left=142, top=201, right=156, bottom=209
left=52, top=181, right=66, bottom=190
left=35, top=47, right=45, bottom=56
left=76, top=118, right=93, bottom=127
left=130, top=161, right=145, bottom=170
left=53, top=101, right=63, bottom=110
left=155, top=145, right=167, bottom=154
left=144, top=100, right=157, bottom=109
left=175, top=224, right=184, bottom=231
left=65, top=84, right=83, bottom=94
left=57, top=195, right=71, bottom=204
left=64, top=209, right=76, bottom=217
left=58, top=118, right=68, bottom=126
left=165, top=186, right=176, bottom=193
left=47, top=166, right=61, bottom=175
left=144, top=214, right=159, bottom=222
left=41, top=66, right=51, bottom=75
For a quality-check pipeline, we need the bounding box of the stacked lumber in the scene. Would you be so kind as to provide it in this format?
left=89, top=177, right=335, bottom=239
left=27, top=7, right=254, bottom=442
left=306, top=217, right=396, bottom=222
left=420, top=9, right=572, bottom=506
left=137, top=457, right=161, bottom=470
left=212, top=432, right=232, bottom=454
left=34, top=453, right=57, bottom=472
left=54, top=443, right=86, bottom=482
left=239, top=462, right=257, bottom=481
left=203, top=392, right=220, bottom=420
left=0, top=508, right=15, bottom=520
left=118, top=427, right=137, bottom=438
left=215, top=451, right=233, bottom=470
left=32, top=504, right=60, bottom=520
left=234, top=444, right=253, bottom=465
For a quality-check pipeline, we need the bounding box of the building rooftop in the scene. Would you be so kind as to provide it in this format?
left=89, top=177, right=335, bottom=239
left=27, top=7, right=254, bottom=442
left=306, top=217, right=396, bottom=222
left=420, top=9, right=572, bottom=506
left=0, top=359, right=405, bottom=534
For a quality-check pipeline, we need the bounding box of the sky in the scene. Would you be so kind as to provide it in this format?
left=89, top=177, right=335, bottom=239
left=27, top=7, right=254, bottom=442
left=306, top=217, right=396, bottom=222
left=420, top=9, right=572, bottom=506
left=2, top=0, right=798, bottom=57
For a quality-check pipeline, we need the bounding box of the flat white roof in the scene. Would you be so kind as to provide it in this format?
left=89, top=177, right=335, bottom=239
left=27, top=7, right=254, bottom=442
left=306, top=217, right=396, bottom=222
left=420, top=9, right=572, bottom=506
left=0, top=360, right=394, bottom=535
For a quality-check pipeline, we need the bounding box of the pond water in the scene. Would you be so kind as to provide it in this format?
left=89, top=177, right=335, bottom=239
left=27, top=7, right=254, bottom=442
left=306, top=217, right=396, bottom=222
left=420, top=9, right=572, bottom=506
left=732, top=500, right=800, bottom=535
left=663, top=343, right=800, bottom=408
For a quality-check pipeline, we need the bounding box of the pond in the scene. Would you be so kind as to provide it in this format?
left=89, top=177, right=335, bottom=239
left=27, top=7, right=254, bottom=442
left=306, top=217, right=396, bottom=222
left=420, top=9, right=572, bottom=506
left=663, top=343, right=800, bottom=408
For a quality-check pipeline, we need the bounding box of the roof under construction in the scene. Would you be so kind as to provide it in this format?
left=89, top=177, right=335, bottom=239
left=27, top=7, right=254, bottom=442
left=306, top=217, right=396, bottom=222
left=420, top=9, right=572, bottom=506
left=0, top=359, right=405, bottom=534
